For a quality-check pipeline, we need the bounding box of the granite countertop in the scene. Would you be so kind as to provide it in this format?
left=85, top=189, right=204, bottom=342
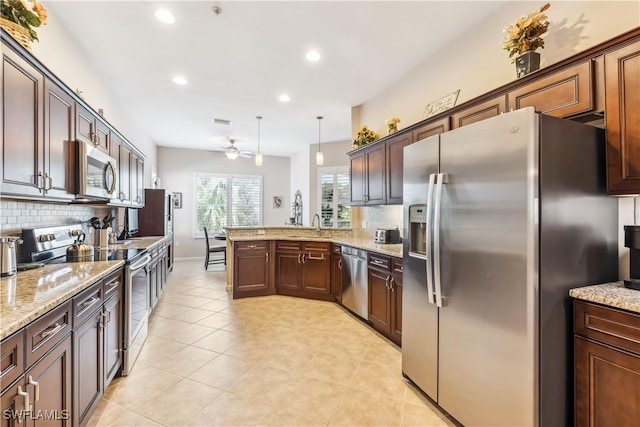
left=0, top=261, right=125, bottom=340
left=107, top=235, right=171, bottom=250
left=569, top=281, right=640, bottom=314
left=228, top=234, right=402, bottom=258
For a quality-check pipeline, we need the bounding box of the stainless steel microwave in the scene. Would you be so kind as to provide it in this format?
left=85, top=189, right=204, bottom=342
left=76, top=140, right=118, bottom=200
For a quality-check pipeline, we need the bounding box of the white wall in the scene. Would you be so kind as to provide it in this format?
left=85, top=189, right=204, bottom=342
left=289, top=145, right=310, bottom=225
left=30, top=7, right=157, bottom=186
left=308, top=140, right=353, bottom=220
left=157, top=147, right=290, bottom=258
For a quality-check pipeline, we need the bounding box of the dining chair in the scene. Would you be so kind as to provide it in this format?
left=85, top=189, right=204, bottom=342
left=203, top=227, right=226, bottom=269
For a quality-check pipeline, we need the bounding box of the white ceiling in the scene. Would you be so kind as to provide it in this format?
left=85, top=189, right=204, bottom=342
left=47, top=1, right=504, bottom=157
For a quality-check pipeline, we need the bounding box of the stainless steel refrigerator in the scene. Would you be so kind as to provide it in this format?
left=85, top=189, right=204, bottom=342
left=402, top=107, right=618, bottom=427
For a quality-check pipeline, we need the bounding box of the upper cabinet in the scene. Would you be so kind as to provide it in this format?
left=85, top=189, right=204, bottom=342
left=1, top=47, right=74, bottom=200
left=605, top=40, right=640, bottom=195
left=451, top=95, right=507, bottom=129
left=507, top=61, right=595, bottom=118
left=76, top=103, right=109, bottom=153
left=348, top=29, right=640, bottom=202
left=1, top=32, right=147, bottom=204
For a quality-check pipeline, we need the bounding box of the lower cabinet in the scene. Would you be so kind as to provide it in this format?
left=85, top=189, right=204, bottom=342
left=574, top=300, right=640, bottom=427
left=1, top=330, right=72, bottom=427
left=330, top=244, right=343, bottom=303
left=103, top=291, right=122, bottom=389
left=233, top=241, right=273, bottom=298
left=274, top=241, right=332, bottom=301
left=368, top=254, right=403, bottom=346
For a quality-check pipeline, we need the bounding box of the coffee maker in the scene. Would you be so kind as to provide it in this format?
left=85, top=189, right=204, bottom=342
left=624, top=225, right=640, bottom=290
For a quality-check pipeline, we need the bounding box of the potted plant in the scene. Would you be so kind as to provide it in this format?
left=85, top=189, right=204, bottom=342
left=385, top=117, right=401, bottom=135
left=353, top=125, right=379, bottom=149
left=503, top=3, right=550, bottom=78
left=1, top=0, right=47, bottom=51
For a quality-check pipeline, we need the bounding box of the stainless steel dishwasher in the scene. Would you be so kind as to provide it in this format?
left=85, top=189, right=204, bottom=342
left=341, top=245, right=368, bottom=320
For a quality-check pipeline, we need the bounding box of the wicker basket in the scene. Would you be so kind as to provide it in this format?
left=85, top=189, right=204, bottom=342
left=1, top=18, right=32, bottom=51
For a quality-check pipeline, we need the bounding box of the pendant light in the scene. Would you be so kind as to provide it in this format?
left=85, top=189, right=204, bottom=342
left=316, top=116, right=324, bottom=166
left=255, top=115, right=263, bottom=166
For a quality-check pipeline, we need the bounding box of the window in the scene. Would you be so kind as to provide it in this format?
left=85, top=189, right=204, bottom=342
left=319, top=166, right=351, bottom=228
left=194, top=173, right=262, bottom=237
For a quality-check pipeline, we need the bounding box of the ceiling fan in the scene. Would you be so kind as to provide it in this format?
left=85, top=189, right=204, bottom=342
left=220, top=138, right=252, bottom=160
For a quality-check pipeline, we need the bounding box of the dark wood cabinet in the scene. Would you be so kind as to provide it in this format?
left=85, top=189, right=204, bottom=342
left=451, top=95, right=507, bottom=129
left=138, top=189, right=173, bottom=236
left=349, top=143, right=385, bottom=205
left=574, top=300, right=640, bottom=426
left=111, top=134, right=131, bottom=204
left=330, top=245, right=343, bottom=303
left=385, top=132, right=413, bottom=204
left=274, top=241, right=331, bottom=301
left=1, top=333, right=72, bottom=427
left=301, top=244, right=331, bottom=297
left=103, top=281, right=122, bottom=387
left=412, top=117, right=450, bottom=142
left=604, top=40, right=640, bottom=195
left=131, top=152, right=144, bottom=207
left=75, top=103, right=108, bottom=153
left=1, top=47, right=73, bottom=200
left=508, top=61, right=595, bottom=118
left=233, top=241, right=273, bottom=298
left=368, top=267, right=391, bottom=334
left=367, top=254, right=402, bottom=346
left=73, top=309, right=103, bottom=426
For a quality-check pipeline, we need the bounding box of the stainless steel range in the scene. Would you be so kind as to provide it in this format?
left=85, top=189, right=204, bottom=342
left=19, top=224, right=151, bottom=376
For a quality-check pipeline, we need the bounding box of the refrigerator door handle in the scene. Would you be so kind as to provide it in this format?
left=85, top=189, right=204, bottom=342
left=433, top=172, right=447, bottom=308
left=425, top=173, right=436, bottom=305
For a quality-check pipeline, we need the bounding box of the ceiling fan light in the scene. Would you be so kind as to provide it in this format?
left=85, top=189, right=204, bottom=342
left=255, top=152, right=263, bottom=166
left=225, top=150, right=239, bottom=160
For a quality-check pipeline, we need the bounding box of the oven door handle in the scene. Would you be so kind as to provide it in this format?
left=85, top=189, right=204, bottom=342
left=129, top=254, right=151, bottom=271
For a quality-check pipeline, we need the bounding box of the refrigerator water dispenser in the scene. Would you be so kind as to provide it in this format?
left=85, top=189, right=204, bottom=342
left=409, top=204, right=427, bottom=259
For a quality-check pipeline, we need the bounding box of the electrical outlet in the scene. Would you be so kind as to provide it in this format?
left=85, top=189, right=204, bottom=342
left=175, top=241, right=180, bottom=247
left=361, top=221, right=367, bottom=228
left=257, top=229, right=266, bottom=235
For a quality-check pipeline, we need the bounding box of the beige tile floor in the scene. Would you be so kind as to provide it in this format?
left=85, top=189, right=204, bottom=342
left=88, top=260, right=454, bottom=427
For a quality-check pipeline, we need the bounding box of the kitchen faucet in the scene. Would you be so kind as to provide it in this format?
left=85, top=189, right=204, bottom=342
left=312, top=213, right=321, bottom=233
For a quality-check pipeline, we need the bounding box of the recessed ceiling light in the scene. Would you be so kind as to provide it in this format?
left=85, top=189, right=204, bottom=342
left=155, top=9, right=175, bottom=24
left=278, top=94, right=290, bottom=102
left=172, top=76, right=188, bottom=85
left=305, top=50, right=321, bottom=62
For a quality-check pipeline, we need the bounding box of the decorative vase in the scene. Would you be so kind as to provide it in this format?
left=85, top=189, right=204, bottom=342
left=515, top=51, right=540, bottom=78
left=0, top=18, right=32, bottom=52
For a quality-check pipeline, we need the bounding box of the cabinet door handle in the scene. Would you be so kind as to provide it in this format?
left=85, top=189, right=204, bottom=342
left=338, top=259, right=342, bottom=269
left=297, top=253, right=301, bottom=264
left=372, top=259, right=385, bottom=266
left=247, top=245, right=257, bottom=249
left=390, top=277, right=395, bottom=291
left=106, top=280, right=120, bottom=293
left=37, top=171, right=45, bottom=192
left=27, top=376, right=39, bottom=402
left=17, top=386, right=29, bottom=414
left=307, top=253, right=324, bottom=260
left=265, top=252, right=269, bottom=263
left=385, top=276, right=391, bottom=290
left=45, top=173, right=52, bottom=191
left=82, top=296, right=100, bottom=309
left=302, top=253, right=306, bottom=263
left=40, top=323, right=62, bottom=338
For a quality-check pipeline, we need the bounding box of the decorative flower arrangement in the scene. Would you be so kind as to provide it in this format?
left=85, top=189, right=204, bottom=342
left=353, top=125, right=379, bottom=149
left=1, top=0, right=48, bottom=42
left=385, top=117, right=401, bottom=134
left=503, top=3, right=550, bottom=62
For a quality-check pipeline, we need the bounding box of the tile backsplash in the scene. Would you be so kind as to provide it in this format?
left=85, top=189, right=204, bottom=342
left=0, top=200, right=113, bottom=235
left=352, top=205, right=403, bottom=238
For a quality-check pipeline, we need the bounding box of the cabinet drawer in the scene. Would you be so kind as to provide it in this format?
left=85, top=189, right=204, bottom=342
left=303, top=242, right=330, bottom=253
left=0, top=330, right=24, bottom=392
left=104, top=272, right=122, bottom=299
left=574, top=300, right=640, bottom=355
left=275, top=241, right=302, bottom=252
left=508, top=61, right=594, bottom=117
left=73, top=281, right=104, bottom=327
left=26, top=300, right=72, bottom=366
left=368, top=253, right=390, bottom=271
left=235, top=241, right=268, bottom=252
left=391, top=257, right=403, bottom=275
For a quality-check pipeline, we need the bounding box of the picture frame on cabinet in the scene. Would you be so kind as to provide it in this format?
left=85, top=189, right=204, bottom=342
left=173, top=192, right=182, bottom=209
